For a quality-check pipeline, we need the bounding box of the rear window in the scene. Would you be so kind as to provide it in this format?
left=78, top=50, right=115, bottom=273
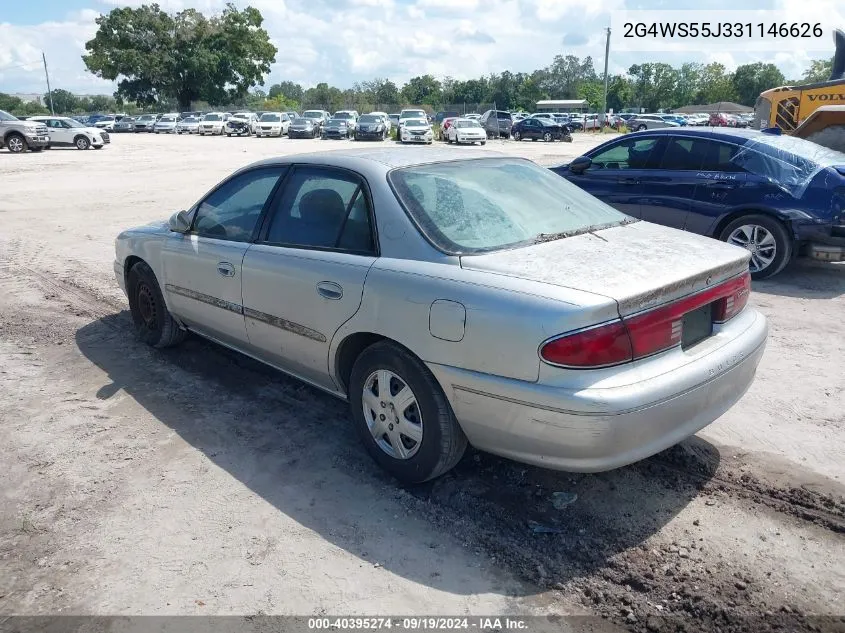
left=388, top=158, right=628, bottom=254
left=496, top=111, right=512, bottom=120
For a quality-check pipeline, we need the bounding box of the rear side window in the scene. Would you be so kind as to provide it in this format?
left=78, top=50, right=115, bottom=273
left=264, top=167, right=375, bottom=253
left=696, top=140, right=744, bottom=172
left=590, top=138, right=662, bottom=170
left=659, top=138, right=702, bottom=171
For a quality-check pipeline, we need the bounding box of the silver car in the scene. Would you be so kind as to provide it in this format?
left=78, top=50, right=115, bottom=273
left=113, top=149, right=767, bottom=483
left=628, top=114, right=681, bottom=131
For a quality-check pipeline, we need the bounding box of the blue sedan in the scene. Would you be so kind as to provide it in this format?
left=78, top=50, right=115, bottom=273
left=552, top=128, right=845, bottom=278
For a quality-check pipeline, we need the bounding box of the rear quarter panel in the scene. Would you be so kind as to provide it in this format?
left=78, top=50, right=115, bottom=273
left=330, top=258, right=620, bottom=384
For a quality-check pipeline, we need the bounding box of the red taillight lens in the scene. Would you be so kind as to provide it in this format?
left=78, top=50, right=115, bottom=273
left=540, top=272, right=751, bottom=368
left=713, top=273, right=751, bottom=322
left=540, top=320, right=633, bottom=368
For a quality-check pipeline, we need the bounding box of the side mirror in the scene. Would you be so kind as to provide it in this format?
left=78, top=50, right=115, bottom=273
left=168, top=209, right=192, bottom=233
left=569, top=156, right=592, bottom=174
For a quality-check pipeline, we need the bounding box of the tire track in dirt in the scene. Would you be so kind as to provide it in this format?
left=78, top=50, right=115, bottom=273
left=2, top=265, right=844, bottom=632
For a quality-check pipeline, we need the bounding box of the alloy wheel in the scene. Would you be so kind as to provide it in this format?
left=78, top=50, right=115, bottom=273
left=727, top=224, right=777, bottom=273
left=7, top=136, right=24, bottom=152
left=362, top=369, right=423, bottom=460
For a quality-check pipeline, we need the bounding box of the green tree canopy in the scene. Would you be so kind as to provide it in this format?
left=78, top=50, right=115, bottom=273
left=46, top=89, right=79, bottom=114
left=83, top=2, right=277, bottom=111
left=801, top=58, right=834, bottom=83
left=732, top=62, right=785, bottom=106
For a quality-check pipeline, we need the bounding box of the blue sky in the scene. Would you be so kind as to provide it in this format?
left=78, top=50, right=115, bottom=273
left=0, top=0, right=836, bottom=96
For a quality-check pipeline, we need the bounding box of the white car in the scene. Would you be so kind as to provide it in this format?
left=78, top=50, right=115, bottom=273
left=176, top=117, right=200, bottom=134
left=94, top=116, right=116, bottom=131
left=398, top=108, right=427, bottom=132
left=225, top=112, right=256, bottom=136
left=369, top=111, right=391, bottom=132
left=29, top=115, right=109, bottom=150
left=446, top=118, right=486, bottom=145
left=199, top=112, right=229, bottom=136
left=399, top=117, right=433, bottom=144
left=154, top=114, right=180, bottom=134
left=254, top=112, right=291, bottom=137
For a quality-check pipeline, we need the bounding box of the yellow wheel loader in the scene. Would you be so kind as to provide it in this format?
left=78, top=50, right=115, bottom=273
left=754, top=29, right=845, bottom=151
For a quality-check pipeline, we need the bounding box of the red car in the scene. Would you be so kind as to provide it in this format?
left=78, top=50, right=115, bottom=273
left=708, top=112, right=729, bottom=127
left=439, top=117, right=459, bottom=140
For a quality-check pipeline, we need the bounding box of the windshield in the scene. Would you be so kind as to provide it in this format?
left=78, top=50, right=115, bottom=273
left=455, top=120, right=481, bottom=128
left=259, top=113, right=281, bottom=122
left=334, top=113, right=353, bottom=119
left=160, top=116, right=176, bottom=122
left=402, top=111, right=426, bottom=119
left=303, top=111, right=322, bottom=119
left=181, top=117, right=197, bottom=123
left=358, top=115, right=379, bottom=123
left=328, top=118, right=347, bottom=125
left=292, top=117, right=312, bottom=124
left=389, top=158, right=628, bottom=254
left=405, top=119, right=428, bottom=127
left=203, top=114, right=221, bottom=121
left=0, top=109, right=18, bottom=122
left=138, top=115, right=154, bottom=121
left=63, top=119, right=84, bottom=128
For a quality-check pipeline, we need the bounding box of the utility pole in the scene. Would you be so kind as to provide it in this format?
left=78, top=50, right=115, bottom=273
left=602, top=27, right=611, bottom=126
left=42, top=51, right=54, bottom=115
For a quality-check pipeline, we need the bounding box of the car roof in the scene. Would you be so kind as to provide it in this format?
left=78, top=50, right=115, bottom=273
left=632, top=127, right=764, bottom=142
left=248, top=147, right=506, bottom=171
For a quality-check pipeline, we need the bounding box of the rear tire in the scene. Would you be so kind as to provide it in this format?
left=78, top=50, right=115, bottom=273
left=349, top=341, right=467, bottom=483
left=127, top=261, right=187, bottom=348
left=543, top=132, right=552, bottom=142
left=719, top=214, right=792, bottom=280
left=513, top=130, right=522, bottom=141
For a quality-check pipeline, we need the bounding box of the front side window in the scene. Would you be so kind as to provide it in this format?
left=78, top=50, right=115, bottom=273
left=265, top=167, right=374, bottom=253
left=589, top=138, right=661, bottom=170
left=193, top=167, right=286, bottom=241
left=389, top=158, right=628, bottom=254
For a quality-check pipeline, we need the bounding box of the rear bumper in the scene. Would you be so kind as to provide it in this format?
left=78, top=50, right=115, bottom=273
left=427, top=308, right=767, bottom=472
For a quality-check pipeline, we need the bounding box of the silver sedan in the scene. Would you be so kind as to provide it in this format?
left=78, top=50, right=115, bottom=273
left=628, top=114, right=681, bottom=131
left=113, top=149, right=767, bottom=483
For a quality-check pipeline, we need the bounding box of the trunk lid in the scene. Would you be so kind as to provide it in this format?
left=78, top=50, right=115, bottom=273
left=460, top=220, right=750, bottom=316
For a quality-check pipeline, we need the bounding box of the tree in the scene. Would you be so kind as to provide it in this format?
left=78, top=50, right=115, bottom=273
left=801, top=58, right=834, bottom=83
left=695, top=63, right=737, bottom=104
left=731, top=62, right=785, bottom=106
left=577, top=80, right=604, bottom=111
left=83, top=3, right=277, bottom=111
left=402, top=75, right=441, bottom=105
left=542, top=55, right=596, bottom=98
left=0, top=93, right=24, bottom=112
left=269, top=81, right=304, bottom=103
left=674, top=63, right=703, bottom=107
left=46, top=89, right=79, bottom=114
left=628, top=63, right=677, bottom=111
left=606, top=75, right=634, bottom=112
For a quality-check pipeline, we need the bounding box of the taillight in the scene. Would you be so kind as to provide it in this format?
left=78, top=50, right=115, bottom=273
left=713, top=273, right=751, bottom=322
left=540, top=272, right=751, bottom=368
left=540, top=321, right=633, bottom=368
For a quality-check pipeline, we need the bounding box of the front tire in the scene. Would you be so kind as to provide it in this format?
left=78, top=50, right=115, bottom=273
left=74, top=135, right=90, bottom=150
left=127, top=261, right=187, bottom=348
left=719, top=214, right=792, bottom=280
left=349, top=341, right=467, bottom=483
left=6, top=133, right=27, bottom=153
left=636, top=124, right=647, bottom=131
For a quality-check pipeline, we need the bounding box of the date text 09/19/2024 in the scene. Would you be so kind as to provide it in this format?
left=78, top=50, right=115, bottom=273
left=307, top=617, right=529, bottom=630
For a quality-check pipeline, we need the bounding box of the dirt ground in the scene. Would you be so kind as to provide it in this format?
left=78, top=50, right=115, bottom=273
left=0, top=132, right=843, bottom=632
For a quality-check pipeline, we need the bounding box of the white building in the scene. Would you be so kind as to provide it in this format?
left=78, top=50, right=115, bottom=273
left=535, top=99, right=588, bottom=113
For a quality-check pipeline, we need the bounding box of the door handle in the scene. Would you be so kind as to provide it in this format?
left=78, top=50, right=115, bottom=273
left=316, top=281, right=343, bottom=300
left=216, top=262, right=235, bottom=277
left=618, top=177, right=639, bottom=185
